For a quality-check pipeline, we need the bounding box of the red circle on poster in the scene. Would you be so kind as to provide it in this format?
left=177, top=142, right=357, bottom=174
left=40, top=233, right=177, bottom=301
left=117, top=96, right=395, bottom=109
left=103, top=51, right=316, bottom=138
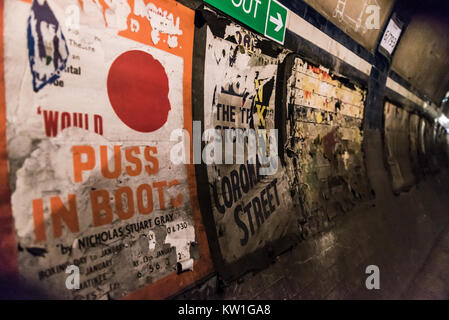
left=107, top=50, right=171, bottom=133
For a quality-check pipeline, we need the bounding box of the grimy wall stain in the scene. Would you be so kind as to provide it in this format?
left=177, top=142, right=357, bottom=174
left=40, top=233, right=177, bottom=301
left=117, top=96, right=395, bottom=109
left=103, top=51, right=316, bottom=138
left=409, top=113, right=420, bottom=177
left=384, top=101, right=416, bottom=193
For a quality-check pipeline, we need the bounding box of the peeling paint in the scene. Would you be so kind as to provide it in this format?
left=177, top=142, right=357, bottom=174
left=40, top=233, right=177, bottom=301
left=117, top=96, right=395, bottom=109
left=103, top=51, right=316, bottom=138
left=283, top=56, right=371, bottom=234
left=2, top=0, right=203, bottom=300
left=203, top=19, right=296, bottom=267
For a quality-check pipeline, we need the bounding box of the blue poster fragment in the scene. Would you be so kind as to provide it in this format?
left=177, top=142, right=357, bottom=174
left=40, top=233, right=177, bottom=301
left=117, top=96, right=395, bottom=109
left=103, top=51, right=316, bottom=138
left=27, top=0, right=69, bottom=92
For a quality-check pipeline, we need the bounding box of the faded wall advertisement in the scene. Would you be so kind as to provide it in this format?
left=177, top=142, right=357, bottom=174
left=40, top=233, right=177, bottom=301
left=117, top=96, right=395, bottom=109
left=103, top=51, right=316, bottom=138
left=284, top=56, right=371, bottom=235
left=203, top=22, right=296, bottom=266
left=1, top=0, right=211, bottom=299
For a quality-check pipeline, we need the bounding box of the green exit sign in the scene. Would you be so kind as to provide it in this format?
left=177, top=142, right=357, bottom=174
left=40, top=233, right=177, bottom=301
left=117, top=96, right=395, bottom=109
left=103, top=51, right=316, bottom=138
left=204, top=0, right=289, bottom=44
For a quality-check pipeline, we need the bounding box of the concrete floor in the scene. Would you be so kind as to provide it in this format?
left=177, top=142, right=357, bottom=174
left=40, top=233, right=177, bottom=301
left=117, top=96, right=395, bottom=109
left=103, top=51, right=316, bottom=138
left=403, top=224, right=449, bottom=299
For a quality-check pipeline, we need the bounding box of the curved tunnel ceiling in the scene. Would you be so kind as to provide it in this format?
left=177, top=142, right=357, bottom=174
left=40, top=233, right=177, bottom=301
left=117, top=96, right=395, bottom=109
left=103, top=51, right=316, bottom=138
left=303, top=0, right=449, bottom=110
left=302, top=0, right=394, bottom=52
left=392, top=0, right=449, bottom=107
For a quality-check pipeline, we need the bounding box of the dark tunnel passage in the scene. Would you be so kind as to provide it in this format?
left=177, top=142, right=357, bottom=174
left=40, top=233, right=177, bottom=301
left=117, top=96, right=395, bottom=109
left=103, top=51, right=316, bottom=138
left=1, top=0, right=449, bottom=301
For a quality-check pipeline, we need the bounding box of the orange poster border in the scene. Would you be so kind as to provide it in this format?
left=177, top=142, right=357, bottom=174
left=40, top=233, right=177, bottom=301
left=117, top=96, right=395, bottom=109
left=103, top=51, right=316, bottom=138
left=0, top=0, right=19, bottom=280
left=123, top=1, right=214, bottom=300
left=0, top=0, right=213, bottom=299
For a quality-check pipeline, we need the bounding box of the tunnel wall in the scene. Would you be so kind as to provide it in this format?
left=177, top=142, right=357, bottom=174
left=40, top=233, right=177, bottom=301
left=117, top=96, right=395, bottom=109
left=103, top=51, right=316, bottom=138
left=0, top=0, right=448, bottom=299
left=384, top=101, right=416, bottom=193
left=282, top=54, right=372, bottom=229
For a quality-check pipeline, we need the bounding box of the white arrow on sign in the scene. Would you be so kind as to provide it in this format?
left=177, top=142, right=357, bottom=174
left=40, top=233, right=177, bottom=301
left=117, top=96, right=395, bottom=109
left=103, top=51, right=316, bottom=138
left=269, top=12, right=284, bottom=32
